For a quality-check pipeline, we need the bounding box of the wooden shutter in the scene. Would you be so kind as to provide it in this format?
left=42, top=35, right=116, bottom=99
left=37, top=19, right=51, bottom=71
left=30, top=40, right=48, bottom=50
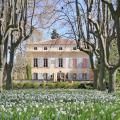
left=77, top=58, right=82, bottom=68
left=66, top=58, right=69, bottom=68
left=87, top=71, right=90, bottom=80
left=38, top=57, right=43, bottom=68
left=55, top=58, right=58, bottom=68
left=48, top=73, right=51, bottom=80
left=87, top=58, right=90, bottom=68
left=69, top=58, right=73, bottom=68
left=82, top=58, right=88, bottom=68
left=63, top=58, right=66, bottom=68
left=48, top=58, right=50, bottom=68
left=73, top=58, right=77, bottom=68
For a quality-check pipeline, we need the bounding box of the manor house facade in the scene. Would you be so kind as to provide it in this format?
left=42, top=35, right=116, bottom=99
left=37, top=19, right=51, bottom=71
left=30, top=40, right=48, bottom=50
left=26, top=39, right=93, bottom=81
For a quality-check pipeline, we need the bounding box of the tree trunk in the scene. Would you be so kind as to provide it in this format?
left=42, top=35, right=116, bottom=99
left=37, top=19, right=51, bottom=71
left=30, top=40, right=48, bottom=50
left=108, top=69, right=116, bottom=93
left=6, top=50, right=14, bottom=90
left=0, top=67, right=3, bottom=92
left=93, top=69, right=99, bottom=89
left=0, top=44, right=4, bottom=92
left=99, top=61, right=105, bottom=91
left=89, top=53, right=99, bottom=89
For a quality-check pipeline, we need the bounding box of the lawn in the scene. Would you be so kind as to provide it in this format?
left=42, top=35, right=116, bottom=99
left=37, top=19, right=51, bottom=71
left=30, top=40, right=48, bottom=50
left=0, top=89, right=120, bottom=120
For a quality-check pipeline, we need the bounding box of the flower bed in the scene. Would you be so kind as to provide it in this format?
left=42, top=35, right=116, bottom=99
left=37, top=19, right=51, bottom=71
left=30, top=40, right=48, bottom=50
left=0, top=89, right=120, bottom=120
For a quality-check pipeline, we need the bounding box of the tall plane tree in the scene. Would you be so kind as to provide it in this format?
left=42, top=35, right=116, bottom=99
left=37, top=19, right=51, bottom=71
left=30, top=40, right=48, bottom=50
left=0, top=0, right=35, bottom=90
left=88, top=0, right=120, bottom=92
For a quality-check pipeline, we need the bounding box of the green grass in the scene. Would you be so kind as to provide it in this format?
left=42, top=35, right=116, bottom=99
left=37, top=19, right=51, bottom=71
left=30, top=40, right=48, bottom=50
left=0, top=89, right=120, bottom=120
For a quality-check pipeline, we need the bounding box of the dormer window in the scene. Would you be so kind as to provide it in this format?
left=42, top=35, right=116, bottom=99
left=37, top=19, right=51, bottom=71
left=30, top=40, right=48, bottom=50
left=44, top=46, right=47, bottom=50
left=59, top=47, right=62, bottom=50
left=34, top=47, right=37, bottom=50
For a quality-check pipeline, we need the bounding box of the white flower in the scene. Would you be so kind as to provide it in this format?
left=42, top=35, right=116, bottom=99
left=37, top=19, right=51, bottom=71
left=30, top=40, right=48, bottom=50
left=112, top=112, right=116, bottom=118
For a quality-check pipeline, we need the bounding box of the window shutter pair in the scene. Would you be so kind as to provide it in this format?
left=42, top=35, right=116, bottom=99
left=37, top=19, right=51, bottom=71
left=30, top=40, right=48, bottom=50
left=38, top=58, right=50, bottom=68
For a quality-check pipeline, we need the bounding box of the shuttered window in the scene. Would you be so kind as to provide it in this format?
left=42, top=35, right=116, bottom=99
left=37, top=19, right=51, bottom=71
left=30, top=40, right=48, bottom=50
left=59, top=47, right=62, bottom=50
left=33, top=58, right=38, bottom=67
left=33, top=73, right=38, bottom=80
left=59, top=58, right=63, bottom=67
left=44, top=58, right=48, bottom=67
left=44, top=47, right=47, bottom=50
left=34, top=47, right=37, bottom=50
left=82, top=73, right=87, bottom=80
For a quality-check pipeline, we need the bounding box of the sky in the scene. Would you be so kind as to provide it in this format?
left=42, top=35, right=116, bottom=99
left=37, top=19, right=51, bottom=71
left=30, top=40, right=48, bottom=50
left=32, top=0, right=86, bottom=40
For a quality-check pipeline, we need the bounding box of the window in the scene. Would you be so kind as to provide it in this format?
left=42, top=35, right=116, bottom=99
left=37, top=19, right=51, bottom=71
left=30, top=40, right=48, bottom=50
left=73, top=47, right=77, bottom=50
left=44, top=46, right=47, bottom=50
left=33, top=73, right=38, bottom=80
left=33, top=58, right=38, bottom=67
left=59, top=58, right=63, bottom=67
left=43, top=73, right=48, bottom=80
left=66, top=73, right=68, bottom=79
left=34, top=47, right=37, bottom=50
left=44, top=58, right=48, bottom=67
left=59, top=47, right=62, bottom=50
left=73, top=73, right=77, bottom=80
left=82, top=73, right=87, bottom=80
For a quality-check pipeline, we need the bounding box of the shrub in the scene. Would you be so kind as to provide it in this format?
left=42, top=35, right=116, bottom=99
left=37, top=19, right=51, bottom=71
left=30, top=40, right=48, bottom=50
left=46, top=82, right=57, bottom=89
left=32, top=82, right=40, bottom=88
left=13, top=82, right=24, bottom=89
left=11, top=81, right=93, bottom=89
left=40, top=82, right=47, bottom=88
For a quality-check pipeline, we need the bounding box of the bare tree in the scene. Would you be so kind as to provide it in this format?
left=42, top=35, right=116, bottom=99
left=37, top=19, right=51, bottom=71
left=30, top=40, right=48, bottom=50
left=0, top=0, right=36, bottom=90
left=88, top=0, right=120, bottom=92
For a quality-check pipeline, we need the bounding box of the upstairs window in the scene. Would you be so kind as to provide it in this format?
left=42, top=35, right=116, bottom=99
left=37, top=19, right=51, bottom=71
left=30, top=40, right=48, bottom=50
left=73, top=47, right=77, bottom=50
left=33, top=58, right=38, bottom=67
left=59, top=47, right=62, bottom=50
left=34, top=47, right=37, bottom=50
left=44, top=58, right=48, bottom=67
left=59, top=58, right=63, bottom=67
left=44, top=46, right=47, bottom=50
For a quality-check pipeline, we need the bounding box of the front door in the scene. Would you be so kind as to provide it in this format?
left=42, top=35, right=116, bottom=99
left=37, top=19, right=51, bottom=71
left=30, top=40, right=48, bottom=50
left=57, top=71, right=64, bottom=82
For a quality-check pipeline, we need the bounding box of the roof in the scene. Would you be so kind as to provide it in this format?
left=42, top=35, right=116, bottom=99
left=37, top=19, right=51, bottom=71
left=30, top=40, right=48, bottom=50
left=28, top=39, right=77, bottom=45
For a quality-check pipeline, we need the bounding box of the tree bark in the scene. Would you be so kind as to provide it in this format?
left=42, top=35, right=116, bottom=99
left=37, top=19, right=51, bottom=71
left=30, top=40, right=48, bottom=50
left=99, top=61, right=105, bottom=91
left=6, top=49, right=15, bottom=90
left=89, top=53, right=99, bottom=89
left=93, top=69, right=99, bottom=89
left=108, top=69, right=116, bottom=93
left=0, top=43, right=4, bottom=91
left=0, top=67, right=3, bottom=92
